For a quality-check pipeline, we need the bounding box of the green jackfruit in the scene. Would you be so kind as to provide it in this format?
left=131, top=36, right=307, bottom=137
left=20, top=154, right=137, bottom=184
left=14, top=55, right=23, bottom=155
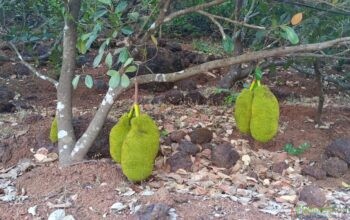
left=250, top=86, right=279, bottom=143
left=49, top=117, right=58, bottom=143
left=234, top=88, right=253, bottom=134
left=121, top=114, right=160, bottom=182
left=109, top=113, right=132, bottom=163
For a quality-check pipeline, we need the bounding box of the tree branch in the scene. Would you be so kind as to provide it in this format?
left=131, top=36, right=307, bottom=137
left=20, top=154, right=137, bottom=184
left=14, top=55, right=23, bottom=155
left=197, top=10, right=266, bottom=30
left=197, top=11, right=225, bottom=38
left=8, top=42, right=59, bottom=87
left=136, top=37, right=350, bottom=84
left=163, top=0, right=226, bottom=23
left=287, top=52, right=350, bottom=60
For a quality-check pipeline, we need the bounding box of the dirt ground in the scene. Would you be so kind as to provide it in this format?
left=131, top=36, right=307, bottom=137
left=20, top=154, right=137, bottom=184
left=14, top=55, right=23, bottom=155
left=1, top=54, right=350, bottom=220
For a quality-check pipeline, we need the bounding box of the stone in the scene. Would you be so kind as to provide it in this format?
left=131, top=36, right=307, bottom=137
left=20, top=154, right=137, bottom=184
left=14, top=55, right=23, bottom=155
left=184, top=90, right=206, bottom=105
left=207, top=91, right=231, bottom=105
left=301, top=166, right=327, bottom=180
left=211, top=143, right=240, bottom=169
left=0, top=142, right=12, bottom=164
left=325, top=138, right=350, bottom=165
left=94, top=79, right=108, bottom=91
left=271, top=152, right=288, bottom=163
left=175, top=80, right=197, bottom=91
left=136, top=203, right=171, bottom=220
left=190, top=127, right=213, bottom=144
left=169, top=130, right=186, bottom=143
left=167, top=151, right=193, bottom=172
left=0, top=86, right=16, bottom=113
left=178, top=140, right=200, bottom=156
left=14, top=63, right=30, bottom=76
left=271, top=161, right=288, bottom=174
left=151, top=96, right=165, bottom=104
left=299, top=185, right=326, bottom=208
left=143, top=188, right=174, bottom=206
left=322, top=157, right=348, bottom=178
left=0, top=102, right=16, bottom=113
left=163, top=90, right=184, bottom=105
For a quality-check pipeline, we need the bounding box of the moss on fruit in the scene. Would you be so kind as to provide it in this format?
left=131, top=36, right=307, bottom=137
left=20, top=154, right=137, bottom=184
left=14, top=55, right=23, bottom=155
left=49, top=117, right=58, bottom=143
left=250, top=86, right=279, bottom=143
left=234, top=88, right=253, bottom=134
left=121, top=114, right=160, bottom=182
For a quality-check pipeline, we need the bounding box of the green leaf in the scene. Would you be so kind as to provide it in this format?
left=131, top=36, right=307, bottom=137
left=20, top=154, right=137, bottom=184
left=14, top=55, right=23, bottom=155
left=222, top=36, right=234, bottom=54
left=116, top=1, right=128, bottom=13
left=98, top=40, right=108, bottom=54
left=85, top=75, right=93, bottom=89
left=81, top=33, right=91, bottom=41
left=112, top=31, right=118, bottom=38
left=254, top=67, right=263, bottom=80
left=118, top=48, right=129, bottom=64
left=121, top=74, right=130, bottom=88
left=109, top=73, right=121, bottom=88
left=280, top=26, right=299, bottom=45
left=86, top=33, right=98, bottom=50
left=105, top=52, right=113, bottom=69
left=93, top=9, right=108, bottom=22
left=283, top=142, right=310, bottom=155
left=128, top=12, right=140, bottom=22
left=98, top=0, right=111, bottom=6
left=76, top=39, right=87, bottom=54
left=107, top=70, right=119, bottom=76
left=125, top=65, right=137, bottom=73
left=93, top=53, right=104, bottom=68
left=123, top=58, right=134, bottom=67
left=121, top=26, right=134, bottom=35
left=72, top=75, right=80, bottom=89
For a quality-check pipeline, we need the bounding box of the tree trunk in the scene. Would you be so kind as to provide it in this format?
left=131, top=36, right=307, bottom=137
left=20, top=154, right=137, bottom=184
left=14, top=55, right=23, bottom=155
left=218, top=0, right=244, bottom=89
left=314, top=59, right=324, bottom=125
left=57, top=0, right=81, bottom=166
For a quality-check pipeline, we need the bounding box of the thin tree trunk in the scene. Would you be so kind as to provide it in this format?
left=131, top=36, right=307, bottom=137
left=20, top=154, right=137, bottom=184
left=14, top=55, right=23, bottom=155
left=218, top=0, right=244, bottom=89
left=314, top=59, right=324, bottom=125
left=57, top=0, right=81, bottom=165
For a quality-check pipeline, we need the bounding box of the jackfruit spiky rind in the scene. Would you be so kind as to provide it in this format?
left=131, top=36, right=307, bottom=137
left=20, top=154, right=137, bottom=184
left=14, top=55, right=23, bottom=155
left=234, top=88, right=253, bottom=134
left=109, top=113, right=132, bottom=163
left=250, top=86, right=279, bottom=143
left=49, top=117, right=58, bottom=143
left=121, top=114, right=160, bottom=182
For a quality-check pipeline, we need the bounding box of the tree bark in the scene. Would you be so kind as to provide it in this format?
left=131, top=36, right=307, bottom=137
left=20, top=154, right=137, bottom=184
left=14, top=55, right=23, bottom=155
left=57, top=0, right=81, bottom=165
left=314, top=59, right=324, bottom=125
left=218, top=0, right=244, bottom=89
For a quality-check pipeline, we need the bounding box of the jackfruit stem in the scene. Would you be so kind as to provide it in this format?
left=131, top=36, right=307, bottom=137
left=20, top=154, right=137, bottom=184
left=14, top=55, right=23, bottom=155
left=128, top=106, right=135, bottom=118
left=134, top=104, right=140, bottom=117
left=249, top=80, right=256, bottom=91
left=257, top=80, right=261, bottom=87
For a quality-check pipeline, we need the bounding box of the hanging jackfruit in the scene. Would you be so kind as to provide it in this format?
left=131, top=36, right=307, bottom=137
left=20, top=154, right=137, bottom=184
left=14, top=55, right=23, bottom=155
left=234, top=88, right=253, bottom=134
left=250, top=85, right=279, bottom=143
left=121, top=111, right=160, bottom=182
left=49, top=117, right=58, bottom=143
left=109, top=113, right=132, bottom=163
